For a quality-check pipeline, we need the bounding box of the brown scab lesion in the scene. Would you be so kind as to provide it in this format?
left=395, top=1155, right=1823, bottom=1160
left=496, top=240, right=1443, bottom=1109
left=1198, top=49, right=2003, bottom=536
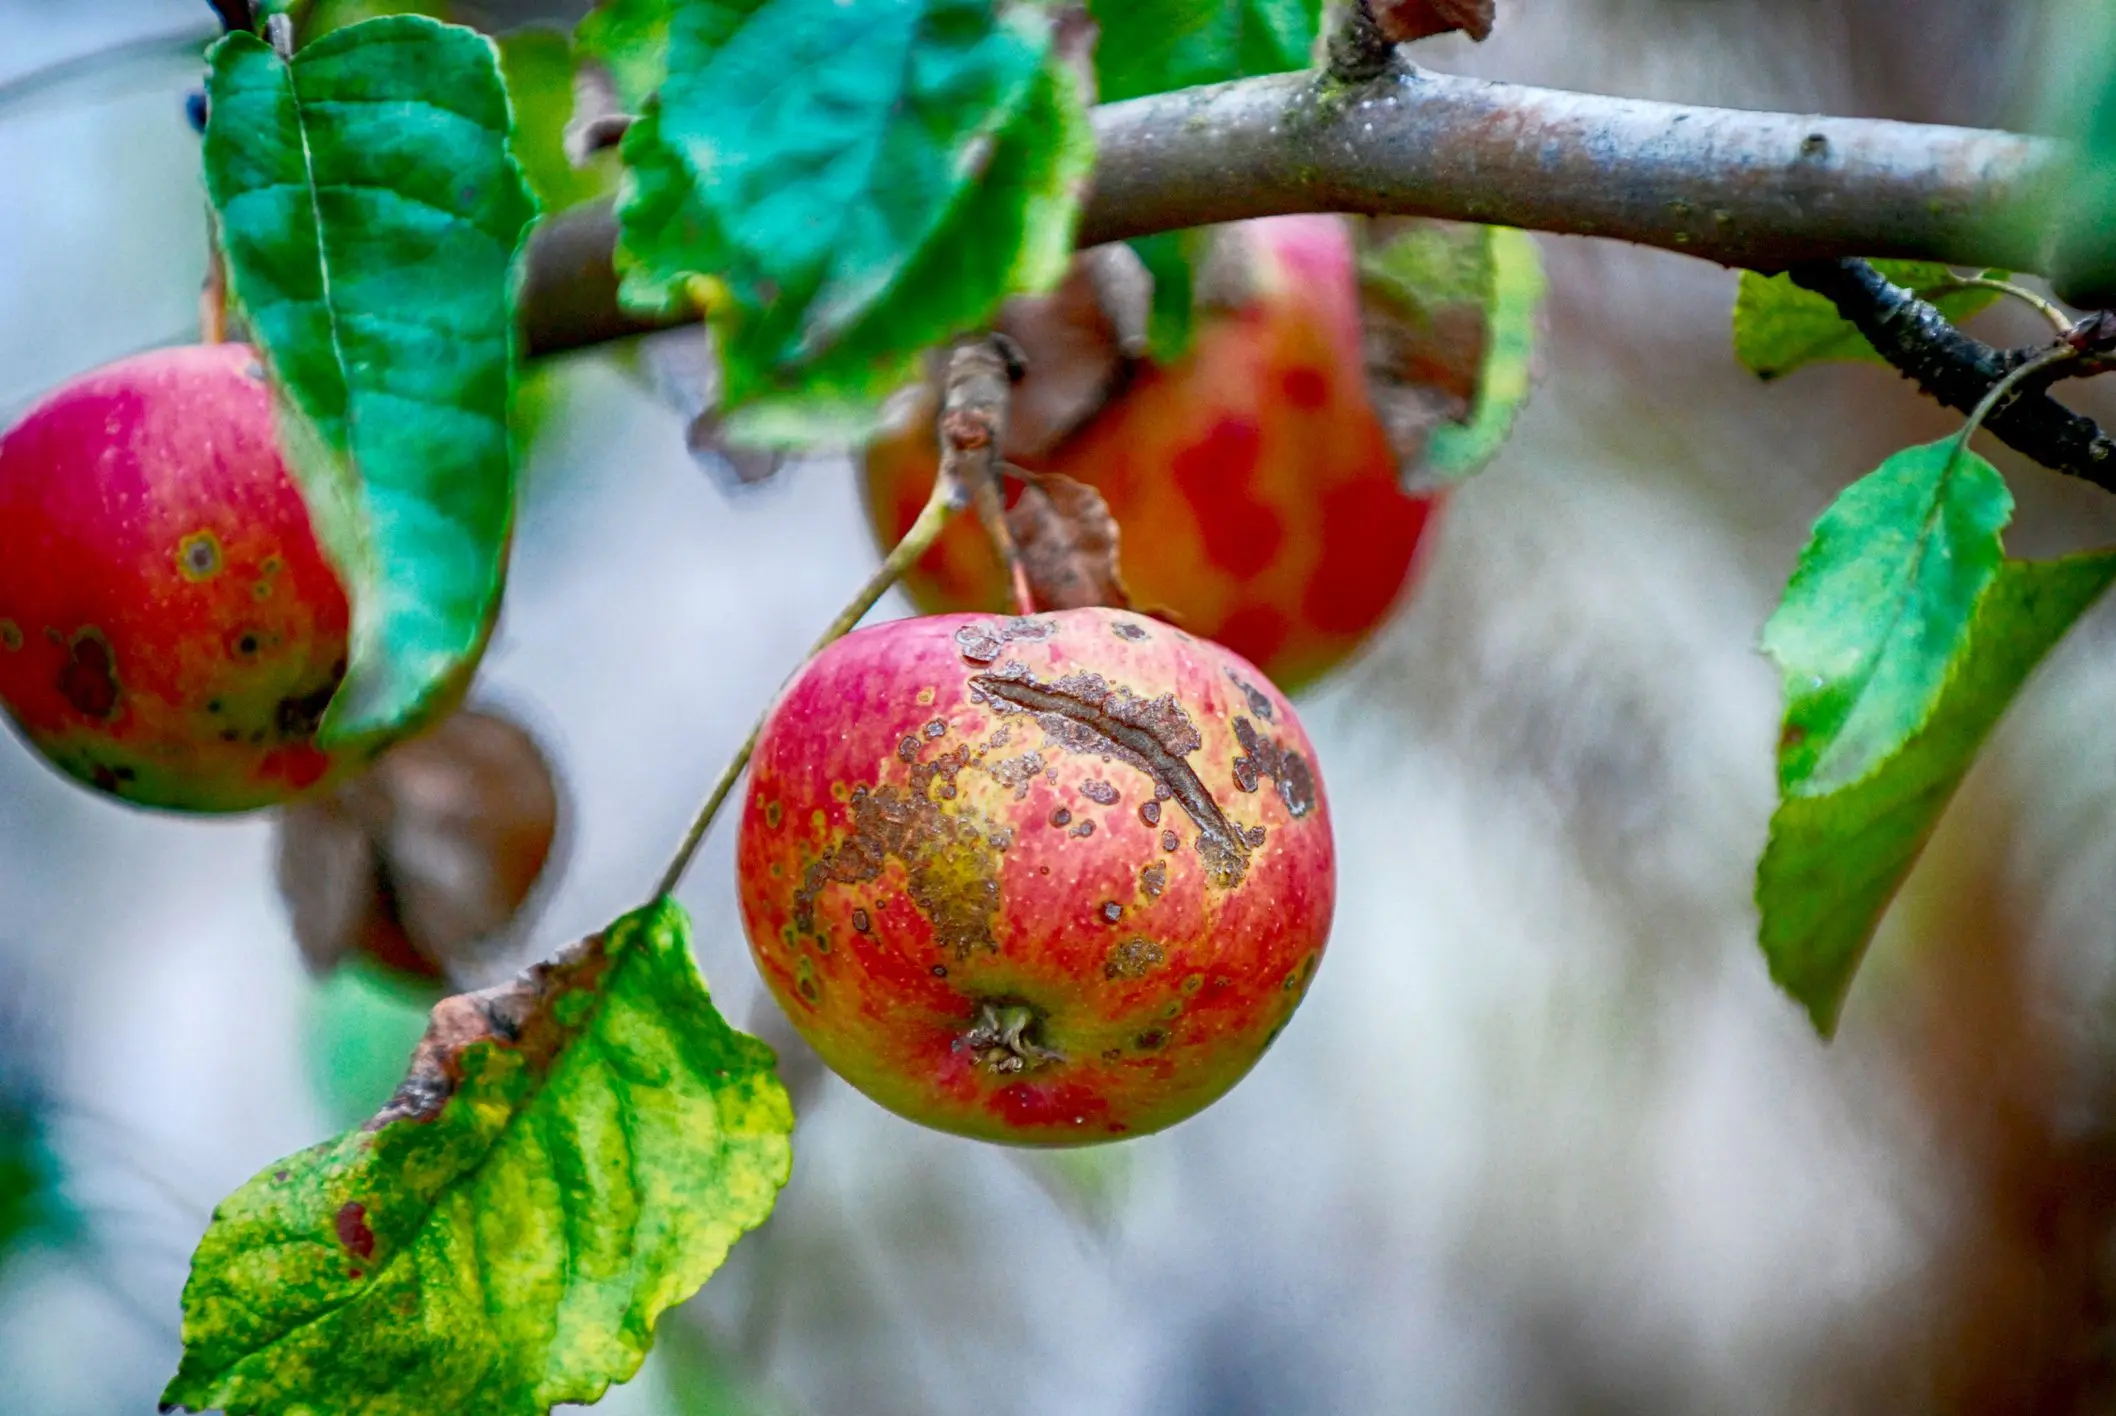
left=1079, top=779, right=1118, bottom=806
left=970, top=663, right=1252, bottom=888
left=0, top=621, right=21, bottom=652
left=954, top=616, right=1055, bottom=666
left=792, top=751, right=1001, bottom=963
left=984, top=749, right=1045, bottom=795
left=1139, top=861, right=1167, bottom=898
left=176, top=532, right=223, bottom=582
left=1111, top=620, right=1149, bottom=642
left=1230, top=716, right=1318, bottom=819
left=1226, top=670, right=1275, bottom=722
left=57, top=630, right=120, bottom=720
left=1103, top=936, right=1165, bottom=980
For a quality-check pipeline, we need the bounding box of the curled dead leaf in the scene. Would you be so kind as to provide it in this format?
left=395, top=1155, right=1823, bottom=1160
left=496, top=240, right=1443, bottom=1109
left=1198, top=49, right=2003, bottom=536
left=1005, top=472, right=1133, bottom=612
left=994, top=243, right=1151, bottom=460
left=277, top=707, right=564, bottom=987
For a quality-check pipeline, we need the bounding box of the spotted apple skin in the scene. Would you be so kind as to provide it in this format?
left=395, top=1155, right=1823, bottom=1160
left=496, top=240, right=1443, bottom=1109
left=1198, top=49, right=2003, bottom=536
left=0, top=344, right=355, bottom=811
left=737, top=607, right=1335, bottom=1145
left=863, top=215, right=1439, bottom=693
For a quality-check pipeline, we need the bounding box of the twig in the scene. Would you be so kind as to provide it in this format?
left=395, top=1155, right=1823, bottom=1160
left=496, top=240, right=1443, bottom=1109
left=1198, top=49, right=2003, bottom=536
left=1940, top=274, right=2076, bottom=338
left=953, top=335, right=1034, bottom=614
left=1327, top=1, right=1397, bottom=83
left=520, top=66, right=2056, bottom=358
left=1788, top=259, right=2116, bottom=490
left=649, top=339, right=1017, bottom=903
left=1951, top=344, right=2080, bottom=464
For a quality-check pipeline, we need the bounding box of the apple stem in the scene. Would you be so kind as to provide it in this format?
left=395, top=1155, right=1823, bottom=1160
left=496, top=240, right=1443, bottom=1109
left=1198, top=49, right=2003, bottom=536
left=650, top=338, right=1022, bottom=904
left=973, top=469, right=1038, bottom=616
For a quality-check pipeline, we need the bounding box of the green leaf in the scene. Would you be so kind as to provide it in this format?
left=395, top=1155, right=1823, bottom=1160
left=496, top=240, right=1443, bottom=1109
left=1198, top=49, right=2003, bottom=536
left=656, top=1317, right=789, bottom=1416
left=1732, top=261, right=2006, bottom=380
left=1764, top=440, right=2010, bottom=797
left=617, top=1, right=1091, bottom=442
left=574, top=0, right=676, bottom=112
left=1425, top=225, right=1542, bottom=481
left=500, top=26, right=621, bottom=214
left=1759, top=550, right=2116, bottom=1035
left=2049, top=5, right=2116, bottom=306
left=203, top=17, right=536, bottom=745
left=0, top=1091, right=66, bottom=1266
left=1130, top=230, right=1202, bottom=362
left=1087, top=0, right=1321, bottom=103
left=162, top=899, right=795, bottom=1416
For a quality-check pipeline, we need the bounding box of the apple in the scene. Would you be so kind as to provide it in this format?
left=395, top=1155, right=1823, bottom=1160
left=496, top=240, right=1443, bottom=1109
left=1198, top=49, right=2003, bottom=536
left=736, top=607, right=1335, bottom=1145
left=862, top=216, right=1438, bottom=692
left=0, top=343, right=355, bottom=811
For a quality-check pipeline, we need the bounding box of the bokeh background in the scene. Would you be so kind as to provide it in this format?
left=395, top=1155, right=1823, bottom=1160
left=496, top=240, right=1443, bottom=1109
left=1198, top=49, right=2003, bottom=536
left=7, top=1, right=2116, bottom=1412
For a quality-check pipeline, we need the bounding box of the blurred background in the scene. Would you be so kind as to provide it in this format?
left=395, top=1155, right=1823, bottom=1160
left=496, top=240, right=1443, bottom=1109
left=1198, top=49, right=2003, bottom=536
left=6, top=1, right=2116, bottom=1411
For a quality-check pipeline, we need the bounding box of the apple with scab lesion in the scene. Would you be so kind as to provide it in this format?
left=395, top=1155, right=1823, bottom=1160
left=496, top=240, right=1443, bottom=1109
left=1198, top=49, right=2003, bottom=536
left=736, top=606, right=1335, bottom=1145
left=862, top=215, right=1441, bottom=694
left=0, top=343, right=476, bottom=814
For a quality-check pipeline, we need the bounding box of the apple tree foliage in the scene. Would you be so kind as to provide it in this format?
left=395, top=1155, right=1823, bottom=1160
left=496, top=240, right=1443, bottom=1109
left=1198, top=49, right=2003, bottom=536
left=140, top=0, right=2116, bottom=1409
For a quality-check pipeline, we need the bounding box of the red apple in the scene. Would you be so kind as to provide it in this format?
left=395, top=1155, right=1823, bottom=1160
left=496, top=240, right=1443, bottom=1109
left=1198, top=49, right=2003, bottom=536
left=0, top=344, right=355, bottom=811
left=736, top=607, right=1335, bottom=1145
left=862, top=216, right=1439, bottom=692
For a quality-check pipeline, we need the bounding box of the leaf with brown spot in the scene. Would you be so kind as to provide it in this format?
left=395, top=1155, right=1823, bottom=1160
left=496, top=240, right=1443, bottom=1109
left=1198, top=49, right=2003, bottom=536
left=1370, top=0, right=1494, bottom=43
left=1006, top=473, right=1134, bottom=612
left=162, top=899, right=794, bottom=1416
left=276, top=706, right=563, bottom=985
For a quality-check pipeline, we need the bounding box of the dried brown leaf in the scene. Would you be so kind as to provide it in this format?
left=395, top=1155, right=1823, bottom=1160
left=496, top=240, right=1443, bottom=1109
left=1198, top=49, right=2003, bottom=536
left=277, top=707, right=563, bottom=985
left=993, top=244, right=1149, bottom=459
left=1006, top=473, right=1133, bottom=612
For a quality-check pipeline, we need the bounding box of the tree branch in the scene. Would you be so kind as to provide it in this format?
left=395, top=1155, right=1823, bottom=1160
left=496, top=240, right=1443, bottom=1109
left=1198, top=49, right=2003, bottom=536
left=521, top=61, right=2058, bottom=360
left=1787, top=259, right=2116, bottom=489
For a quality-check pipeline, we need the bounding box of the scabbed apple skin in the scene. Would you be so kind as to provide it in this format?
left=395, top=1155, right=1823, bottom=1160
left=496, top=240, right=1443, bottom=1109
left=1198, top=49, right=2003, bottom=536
left=0, top=343, right=354, bottom=812
left=737, top=607, right=1335, bottom=1145
left=863, top=215, right=1440, bottom=693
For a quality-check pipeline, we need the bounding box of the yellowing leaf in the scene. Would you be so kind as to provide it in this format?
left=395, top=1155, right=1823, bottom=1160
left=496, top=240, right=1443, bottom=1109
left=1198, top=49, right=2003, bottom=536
left=162, top=900, right=793, bottom=1415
